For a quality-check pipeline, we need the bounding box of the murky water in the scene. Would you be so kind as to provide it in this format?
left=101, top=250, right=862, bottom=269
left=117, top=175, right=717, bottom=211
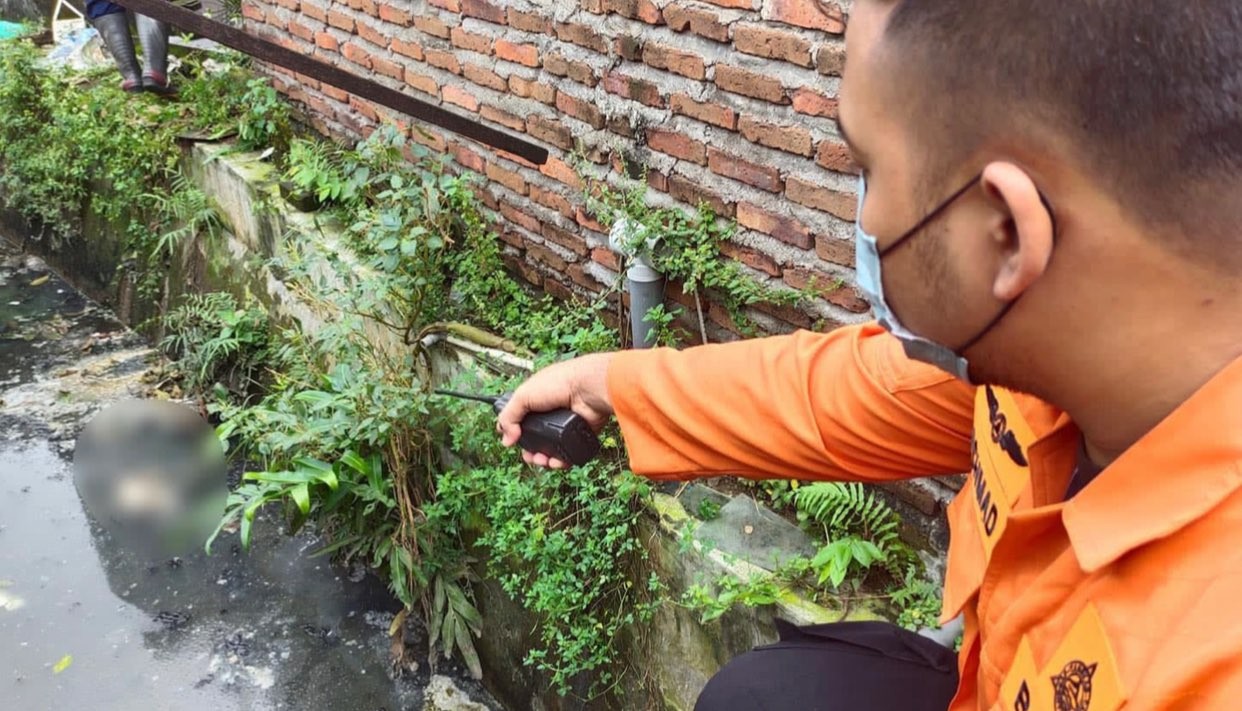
left=0, top=241, right=498, bottom=710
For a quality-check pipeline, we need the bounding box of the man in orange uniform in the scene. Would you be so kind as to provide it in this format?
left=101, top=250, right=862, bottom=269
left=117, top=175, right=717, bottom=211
left=500, top=1, right=1242, bottom=709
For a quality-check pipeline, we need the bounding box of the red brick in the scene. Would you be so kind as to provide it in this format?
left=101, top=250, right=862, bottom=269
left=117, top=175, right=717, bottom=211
left=815, top=138, right=859, bottom=174
left=462, top=0, right=507, bottom=24
left=450, top=142, right=486, bottom=173
left=527, top=116, right=574, bottom=151
left=545, top=53, right=600, bottom=88
left=501, top=202, right=543, bottom=233
left=555, top=22, right=609, bottom=53
left=509, top=75, right=557, bottom=104
left=314, top=31, right=338, bottom=51
left=462, top=62, right=506, bottom=92
left=341, top=42, right=372, bottom=69
left=616, top=34, right=644, bottom=61
left=715, top=64, right=788, bottom=104
left=540, top=157, right=583, bottom=189
left=668, top=174, right=733, bottom=217
left=542, top=222, right=589, bottom=256
left=349, top=95, right=380, bottom=121
left=602, top=72, right=665, bottom=108
left=241, top=3, right=264, bottom=22
left=391, top=38, right=423, bottom=60
left=669, top=94, right=736, bottom=130
left=404, top=69, right=439, bottom=97
left=738, top=202, right=812, bottom=248
left=321, top=83, right=348, bottom=101
left=302, top=0, right=327, bottom=21
left=602, top=0, right=662, bottom=24
left=307, top=95, right=335, bottom=118
left=571, top=207, right=603, bottom=234
left=345, top=0, right=376, bottom=16
left=568, top=262, right=606, bottom=290
left=556, top=92, right=605, bottom=129
left=326, top=9, right=354, bottom=32
left=763, top=0, right=845, bottom=33
left=486, top=161, right=529, bottom=195
left=498, top=230, right=525, bottom=248
left=480, top=105, right=525, bottom=131
left=427, top=0, right=459, bottom=12
left=271, top=0, right=297, bottom=10
left=425, top=48, right=461, bottom=74
left=647, top=128, right=707, bottom=164
left=450, top=27, right=494, bottom=54
left=646, top=170, right=669, bottom=193
left=355, top=18, right=386, bottom=46
left=544, top=278, right=576, bottom=303
left=720, top=241, right=782, bottom=277
left=591, top=247, right=620, bottom=272
left=508, top=9, right=552, bottom=34
left=442, top=85, right=479, bottom=112
left=526, top=242, right=569, bottom=272
left=532, top=186, right=575, bottom=218
left=707, top=148, right=783, bottom=193
left=815, top=233, right=853, bottom=267
left=413, top=15, right=451, bottom=39
left=495, top=39, right=540, bottom=67
left=816, top=42, right=845, bottom=76
left=783, top=267, right=866, bottom=312
left=371, top=54, right=404, bottom=80
left=701, top=0, right=755, bottom=9
left=474, top=186, right=500, bottom=210
left=496, top=148, right=541, bottom=171
left=411, top=126, right=448, bottom=152
left=503, top=251, right=545, bottom=286
left=663, top=3, right=729, bottom=42
left=786, top=176, right=855, bottom=220
left=288, top=19, right=315, bottom=41
left=607, top=116, right=637, bottom=138
left=739, top=115, right=814, bottom=156
left=378, top=4, right=411, bottom=25
left=792, top=88, right=838, bottom=118
left=642, top=43, right=707, bottom=80
left=733, top=23, right=813, bottom=67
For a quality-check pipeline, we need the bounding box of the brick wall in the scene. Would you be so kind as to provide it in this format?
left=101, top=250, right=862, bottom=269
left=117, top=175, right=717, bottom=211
left=242, top=0, right=864, bottom=341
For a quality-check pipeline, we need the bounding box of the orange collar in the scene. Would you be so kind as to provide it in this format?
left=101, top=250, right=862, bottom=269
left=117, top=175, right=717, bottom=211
left=1063, top=355, right=1242, bottom=573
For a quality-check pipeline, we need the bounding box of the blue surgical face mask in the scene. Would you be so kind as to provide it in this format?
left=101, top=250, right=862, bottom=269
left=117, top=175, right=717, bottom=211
left=854, top=174, right=993, bottom=383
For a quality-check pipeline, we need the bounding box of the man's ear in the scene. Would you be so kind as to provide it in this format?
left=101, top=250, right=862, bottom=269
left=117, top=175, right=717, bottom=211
left=980, top=161, right=1055, bottom=301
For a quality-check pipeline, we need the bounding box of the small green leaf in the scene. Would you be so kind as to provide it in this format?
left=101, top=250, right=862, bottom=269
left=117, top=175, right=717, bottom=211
left=53, top=654, right=73, bottom=674
left=291, top=483, right=310, bottom=514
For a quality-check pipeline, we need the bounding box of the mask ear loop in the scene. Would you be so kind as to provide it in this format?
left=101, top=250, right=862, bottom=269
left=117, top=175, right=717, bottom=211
left=953, top=189, right=1059, bottom=353
left=878, top=174, right=984, bottom=259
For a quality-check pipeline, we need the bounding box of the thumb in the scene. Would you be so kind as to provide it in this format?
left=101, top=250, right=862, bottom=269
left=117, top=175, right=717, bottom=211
left=497, top=398, right=527, bottom=448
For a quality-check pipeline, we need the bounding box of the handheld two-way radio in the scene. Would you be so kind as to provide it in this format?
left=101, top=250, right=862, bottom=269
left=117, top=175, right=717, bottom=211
left=435, top=391, right=601, bottom=467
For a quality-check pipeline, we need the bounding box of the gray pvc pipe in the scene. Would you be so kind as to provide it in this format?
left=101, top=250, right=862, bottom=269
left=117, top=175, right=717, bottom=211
left=627, top=260, right=666, bottom=349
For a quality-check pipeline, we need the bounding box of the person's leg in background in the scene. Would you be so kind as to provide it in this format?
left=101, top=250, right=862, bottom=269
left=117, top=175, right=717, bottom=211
left=134, top=10, right=171, bottom=94
left=86, top=1, right=140, bottom=92
left=695, top=621, right=959, bottom=711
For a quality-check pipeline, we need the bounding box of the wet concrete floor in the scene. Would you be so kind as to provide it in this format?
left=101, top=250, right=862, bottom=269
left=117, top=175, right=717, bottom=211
left=0, top=239, right=498, bottom=710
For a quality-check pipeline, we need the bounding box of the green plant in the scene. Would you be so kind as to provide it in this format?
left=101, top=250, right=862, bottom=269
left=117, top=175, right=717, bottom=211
left=161, top=292, right=271, bottom=397
left=577, top=158, right=808, bottom=339
left=683, top=572, right=781, bottom=624
left=696, top=498, right=722, bottom=521
left=892, top=563, right=943, bottom=631
left=144, top=175, right=223, bottom=257
left=432, top=389, right=661, bottom=696
left=796, top=482, right=903, bottom=552
left=237, top=77, right=291, bottom=153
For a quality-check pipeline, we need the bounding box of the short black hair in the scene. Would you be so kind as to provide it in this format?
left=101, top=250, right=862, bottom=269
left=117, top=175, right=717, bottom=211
left=882, top=1, right=1242, bottom=262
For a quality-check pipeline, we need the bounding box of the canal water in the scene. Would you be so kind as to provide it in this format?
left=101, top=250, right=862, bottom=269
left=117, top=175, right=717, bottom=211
left=0, top=239, right=499, bottom=710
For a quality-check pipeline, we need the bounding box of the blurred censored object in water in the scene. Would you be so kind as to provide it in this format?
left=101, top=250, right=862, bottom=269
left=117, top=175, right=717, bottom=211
left=73, top=400, right=227, bottom=558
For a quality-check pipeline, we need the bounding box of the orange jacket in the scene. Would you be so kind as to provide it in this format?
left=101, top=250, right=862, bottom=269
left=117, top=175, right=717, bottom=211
left=608, top=323, right=1242, bottom=710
